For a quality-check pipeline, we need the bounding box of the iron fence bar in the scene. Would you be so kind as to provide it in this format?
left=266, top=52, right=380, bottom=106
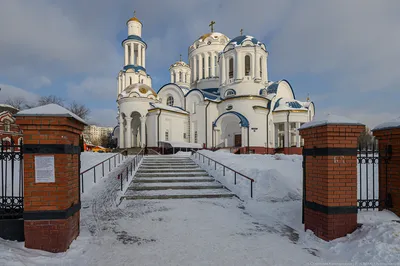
left=366, top=146, right=369, bottom=210
left=120, top=174, right=123, bottom=191
left=359, top=144, right=362, bottom=208
left=250, top=181, right=253, bottom=198
left=234, top=172, right=236, bottom=185
left=81, top=174, right=84, bottom=193
left=102, top=162, right=105, bottom=177
left=372, top=141, right=376, bottom=210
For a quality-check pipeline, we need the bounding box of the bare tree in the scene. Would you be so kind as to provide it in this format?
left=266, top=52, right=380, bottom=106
left=358, top=127, right=375, bottom=149
left=37, top=95, right=65, bottom=107
left=4, top=97, right=27, bottom=110
left=67, top=101, right=90, bottom=120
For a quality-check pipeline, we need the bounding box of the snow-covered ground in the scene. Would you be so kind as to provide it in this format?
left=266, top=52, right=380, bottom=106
left=0, top=151, right=399, bottom=265
left=194, top=150, right=400, bottom=264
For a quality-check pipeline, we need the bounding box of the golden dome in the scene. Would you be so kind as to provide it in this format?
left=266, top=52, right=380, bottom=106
left=199, top=33, right=212, bottom=41
left=126, top=11, right=142, bottom=25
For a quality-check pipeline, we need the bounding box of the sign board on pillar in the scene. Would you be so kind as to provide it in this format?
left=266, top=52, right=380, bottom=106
left=35, top=155, right=55, bottom=183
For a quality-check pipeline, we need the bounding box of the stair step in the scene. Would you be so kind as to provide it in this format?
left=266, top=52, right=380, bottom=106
left=137, top=169, right=206, bottom=173
left=125, top=188, right=231, bottom=196
left=129, top=185, right=223, bottom=191
left=122, top=194, right=234, bottom=200
left=133, top=178, right=215, bottom=183
left=139, top=166, right=200, bottom=169
left=136, top=173, right=208, bottom=178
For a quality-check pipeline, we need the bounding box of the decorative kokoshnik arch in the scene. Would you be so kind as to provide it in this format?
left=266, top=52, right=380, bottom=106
left=212, top=111, right=250, bottom=153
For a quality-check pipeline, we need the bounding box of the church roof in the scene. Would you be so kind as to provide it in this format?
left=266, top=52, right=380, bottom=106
left=149, top=103, right=189, bottom=114
left=121, top=35, right=147, bottom=48
left=273, top=98, right=308, bottom=112
left=120, top=83, right=157, bottom=99
left=123, top=65, right=146, bottom=73
left=169, top=60, right=190, bottom=69
left=226, top=35, right=265, bottom=49
left=197, top=32, right=228, bottom=42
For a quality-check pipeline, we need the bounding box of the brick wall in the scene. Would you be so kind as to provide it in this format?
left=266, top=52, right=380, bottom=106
left=373, top=127, right=400, bottom=216
left=300, top=124, right=364, bottom=241
left=16, top=115, right=84, bottom=253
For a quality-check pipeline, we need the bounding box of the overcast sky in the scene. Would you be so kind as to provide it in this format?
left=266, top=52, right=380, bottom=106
left=0, top=0, right=399, bottom=127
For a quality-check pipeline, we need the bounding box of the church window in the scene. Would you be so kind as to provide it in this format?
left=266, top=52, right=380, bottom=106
left=183, top=133, right=187, bottom=139
left=229, top=58, right=234, bottom=78
left=184, top=73, right=187, bottom=83
left=130, top=77, right=132, bottom=85
left=179, top=72, right=182, bottom=82
left=194, top=131, right=198, bottom=143
left=202, top=57, right=205, bottom=78
left=4, top=121, right=11, bottom=132
left=173, top=72, right=176, bottom=83
left=260, top=57, right=263, bottom=77
left=196, top=59, right=199, bottom=81
left=165, top=130, right=169, bottom=141
left=141, top=79, right=144, bottom=84
left=192, top=102, right=196, bottom=114
left=245, top=55, right=251, bottom=76
left=128, top=45, right=132, bottom=64
left=167, top=96, right=174, bottom=106
left=225, top=89, right=236, bottom=97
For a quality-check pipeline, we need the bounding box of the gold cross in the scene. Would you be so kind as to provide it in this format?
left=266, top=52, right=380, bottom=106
left=180, top=54, right=182, bottom=61
left=133, top=10, right=136, bottom=17
left=240, top=29, right=243, bottom=36
left=209, top=21, right=216, bottom=32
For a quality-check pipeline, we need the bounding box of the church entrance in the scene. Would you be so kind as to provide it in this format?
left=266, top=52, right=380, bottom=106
left=234, top=134, right=242, bottom=147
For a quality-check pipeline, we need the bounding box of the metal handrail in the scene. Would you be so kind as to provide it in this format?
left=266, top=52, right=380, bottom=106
left=192, top=150, right=255, bottom=198
left=117, top=149, right=144, bottom=191
left=80, top=149, right=128, bottom=193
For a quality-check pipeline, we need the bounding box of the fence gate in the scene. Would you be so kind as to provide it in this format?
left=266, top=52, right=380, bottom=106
left=357, top=139, right=392, bottom=211
left=0, top=136, right=24, bottom=241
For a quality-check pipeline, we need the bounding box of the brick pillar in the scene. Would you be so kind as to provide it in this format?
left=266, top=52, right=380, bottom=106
left=373, top=123, right=400, bottom=216
left=15, top=105, right=85, bottom=253
left=299, top=122, right=364, bottom=241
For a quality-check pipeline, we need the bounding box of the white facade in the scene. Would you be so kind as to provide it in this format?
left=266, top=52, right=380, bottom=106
left=84, top=125, right=113, bottom=142
left=116, top=15, right=315, bottom=152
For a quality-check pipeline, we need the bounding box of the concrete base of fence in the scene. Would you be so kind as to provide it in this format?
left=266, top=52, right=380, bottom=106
left=0, top=218, right=24, bottom=241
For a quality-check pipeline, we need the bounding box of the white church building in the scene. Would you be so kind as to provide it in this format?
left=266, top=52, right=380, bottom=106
left=115, top=13, right=315, bottom=154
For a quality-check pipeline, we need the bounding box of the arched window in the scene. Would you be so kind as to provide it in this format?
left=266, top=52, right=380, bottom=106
left=4, top=121, right=11, bottom=132
left=173, top=72, right=176, bottom=83
left=141, top=79, right=144, bottom=84
left=165, top=130, right=169, bottom=141
left=184, top=73, right=187, bottom=83
left=225, top=89, right=236, bottom=97
left=179, top=72, right=182, bottom=82
left=129, top=77, right=132, bottom=85
left=167, top=96, right=174, bottom=106
left=196, top=59, right=199, bottom=81
left=229, top=58, right=234, bottom=78
left=260, top=57, right=263, bottom=77
left=245, top=55, right=251, bottom=76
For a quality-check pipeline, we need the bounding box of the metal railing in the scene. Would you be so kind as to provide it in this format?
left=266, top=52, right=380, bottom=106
left=192, top=150, right=255, bottom=198
left=117, top=149, right=144, bottom=191
left=80, top=150, right=128, bottom=193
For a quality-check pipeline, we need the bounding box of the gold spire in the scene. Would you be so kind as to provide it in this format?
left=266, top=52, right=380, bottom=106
left=209, top=21, right=216, bottom=33
left=240, top=29, right=243, bottom=36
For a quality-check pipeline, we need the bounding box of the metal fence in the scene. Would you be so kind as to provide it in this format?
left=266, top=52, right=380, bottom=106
left=0, top=139, right=24, bottom=219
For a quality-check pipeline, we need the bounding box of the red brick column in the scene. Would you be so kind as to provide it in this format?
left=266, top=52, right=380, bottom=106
left=373, top=124, right=400, bottom=216
left=15, top=109, right=85, bottom=253
left=299, top=123, right=364, bottom=241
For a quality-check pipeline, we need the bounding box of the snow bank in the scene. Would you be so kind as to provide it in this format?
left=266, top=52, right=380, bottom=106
left=373, top=116, right=400, bottom=130
left=194, top=150, right=302, bottom=202
left=300, top=113, right=363, bottom=130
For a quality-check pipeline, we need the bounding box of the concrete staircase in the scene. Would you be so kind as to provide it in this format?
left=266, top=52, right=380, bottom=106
left=122, top=155, right=234, bottom=200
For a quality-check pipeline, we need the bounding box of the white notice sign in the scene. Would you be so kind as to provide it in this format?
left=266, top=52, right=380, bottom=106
left=35, top=156, right=55, bottom=183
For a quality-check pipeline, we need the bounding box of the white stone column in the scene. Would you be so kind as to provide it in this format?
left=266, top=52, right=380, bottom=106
left=255, top=54, right=260, bottom=79
left=193, top=57, right=197, bottom=82
left=143, top=47, right=146, bottom=68
left=220, top=55, right=225, bottom=85
left=122, top=74, right=126, bottom=90
left=251, top=54, right=255, bottom=78
left=215, top=53, right=219, bottom=77
left=284, top=122, right=289, bottom=147
left=205, top=54, right=209, bottom=78
left=140, top=116, right=146, bottom=148
left=125, top=117, right=132, bottom=148
left=119, top=116, right=125, bottom=148
left=198, top=54, right=203, bottom=80
left=236, top=52, right=242, bottom=80
left=241, top=127, right=247, bottom=147
left=296, top=122, right=301, bottom=147
left=170, top=71, right=174, bottom=83
left=130, top=44, right=134, bottom=65
left=124, top=45, right=128, bottom=66
left=211, top=54, right=215, bottom=77
left=138, top=45, right=142, bottom=67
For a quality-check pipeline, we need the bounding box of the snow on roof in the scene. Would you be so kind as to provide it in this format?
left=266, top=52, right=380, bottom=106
left=0, top=104, right=19, bottom=110
left=15, top=104, right=87, bottom=125
left=159, top=141, right=202, bottom=149
left=149, top=102, right=189, bottom=114
left=273, top=98, right=308, bottom=112
left=373, top=117, right=400, bottom=131
left=300, top=113, right=363, bottom=130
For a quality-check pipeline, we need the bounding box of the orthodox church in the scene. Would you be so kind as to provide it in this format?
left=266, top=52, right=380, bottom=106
left=115, top=13, right=315, bottom=154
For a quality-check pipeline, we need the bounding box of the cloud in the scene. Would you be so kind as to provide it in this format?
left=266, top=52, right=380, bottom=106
left=0, top=84, right=40, bottom=104
left=87, top=108, right=118, bottom=127
left=67, top=77, right=117, bottom=101
left=31, top=76, right=52, bottom=89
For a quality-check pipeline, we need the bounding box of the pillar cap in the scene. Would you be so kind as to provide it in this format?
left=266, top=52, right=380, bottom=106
left=373, top=116, right=400, bottom=131
left=15, top=104, right=87, bottom=125
left=299, top=113, right=363, bottom=130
